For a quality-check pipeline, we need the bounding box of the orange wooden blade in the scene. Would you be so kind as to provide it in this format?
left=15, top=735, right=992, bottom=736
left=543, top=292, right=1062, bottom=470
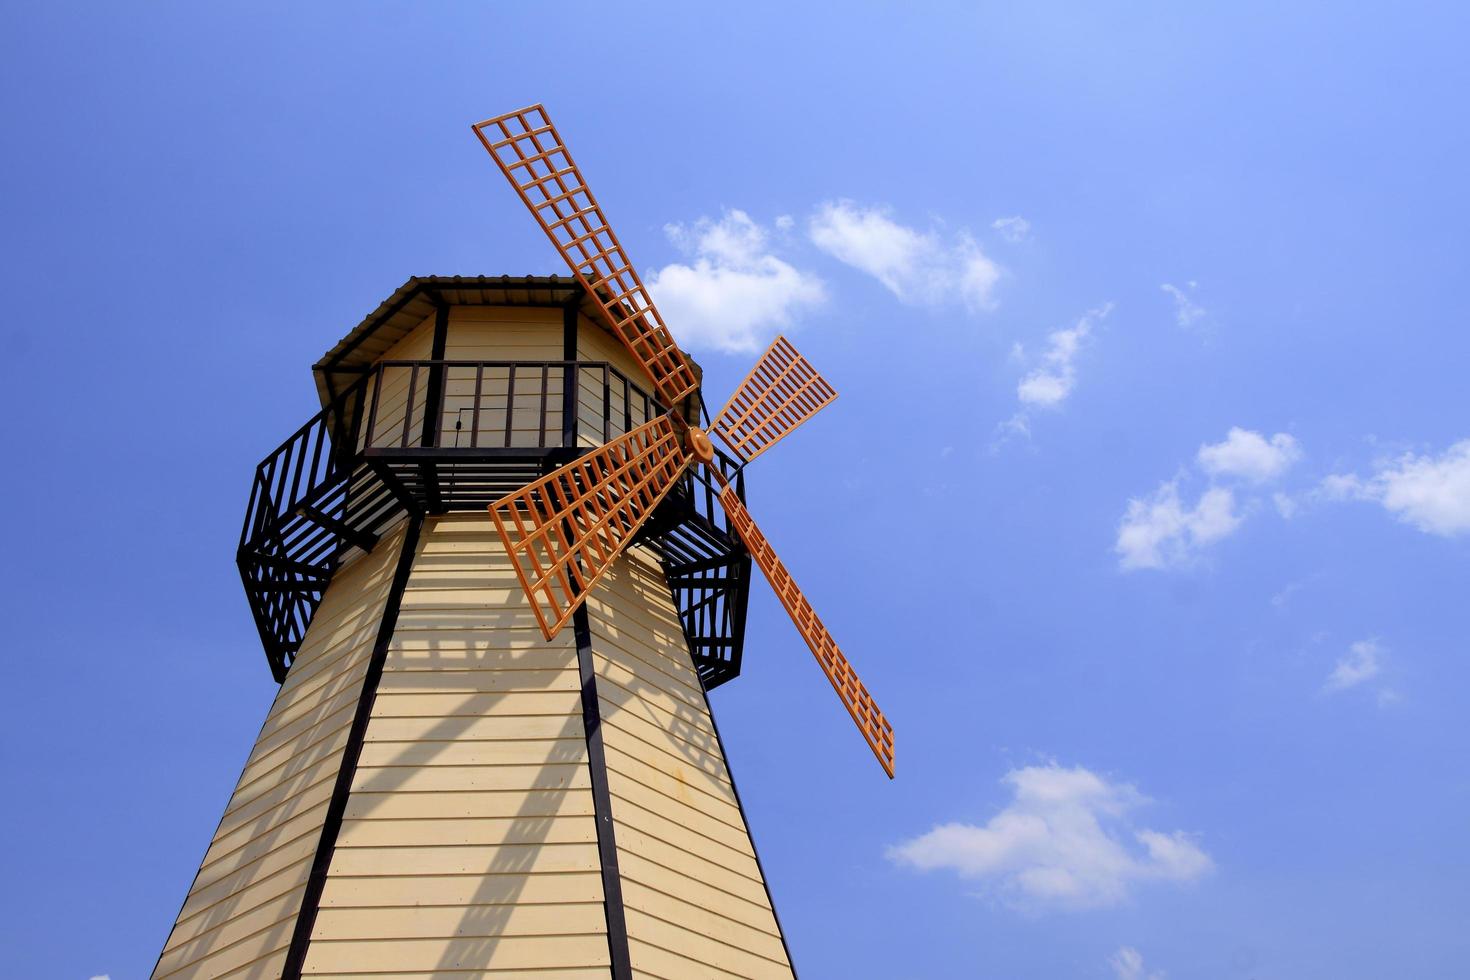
left=472, top=105, right=701, bottom=410
left=489, top=415, right=693, bottom=640
left=712, top=335, right=838, bottom=463
left=716, top=483, right=895, bottom=777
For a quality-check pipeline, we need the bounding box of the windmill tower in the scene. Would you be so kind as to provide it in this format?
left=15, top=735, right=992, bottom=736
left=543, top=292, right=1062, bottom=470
left=155, top=106, right=893, bottom=979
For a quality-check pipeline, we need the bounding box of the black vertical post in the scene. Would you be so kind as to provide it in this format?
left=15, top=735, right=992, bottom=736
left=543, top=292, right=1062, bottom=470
left=573, top=605, right=633, bottom=979
left=419, top=297, right=449, bottom=512
left=281, top=516, right=424, bottom=979
left=561, top=296, right=580, bottom=451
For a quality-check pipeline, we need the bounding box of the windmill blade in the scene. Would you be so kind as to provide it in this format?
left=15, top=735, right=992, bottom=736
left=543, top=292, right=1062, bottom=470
left=711, top=335, right=838, bottom=463
left=489, top=415, right=693, bottom=641
left=716, top=482, right=895, bottom=777
left=472, top=105, right=701, bottom=410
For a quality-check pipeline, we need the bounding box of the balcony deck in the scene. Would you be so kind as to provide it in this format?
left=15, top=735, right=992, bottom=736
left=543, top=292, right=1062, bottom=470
left=238, top=359, right=749, bottom=689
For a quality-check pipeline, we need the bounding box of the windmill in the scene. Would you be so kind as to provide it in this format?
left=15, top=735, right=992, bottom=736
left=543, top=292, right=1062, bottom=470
left=473, top=105, right=895, bottom=779
left=152, top=105, right=891, bottom=979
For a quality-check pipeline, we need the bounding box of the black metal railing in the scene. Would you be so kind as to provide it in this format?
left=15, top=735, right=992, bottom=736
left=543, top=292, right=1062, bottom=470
left=240, top=373, right=371, bottom=555
left=237, top=359, right=751, bottom=687
left=362, top=359, right=659, bottom=452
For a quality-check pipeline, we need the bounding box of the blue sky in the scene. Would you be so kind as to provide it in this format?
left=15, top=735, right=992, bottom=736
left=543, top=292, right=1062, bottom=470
left=2, top=3, right=1468, bottom=977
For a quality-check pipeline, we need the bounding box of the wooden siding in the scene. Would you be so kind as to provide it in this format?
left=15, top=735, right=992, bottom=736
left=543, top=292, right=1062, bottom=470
left=576, top=313, right=659, bottom=448
left=302, top=513, right=608, bottom=976
left=362, top=307, right=668, bottom=453
left=585, top=547, right=794, bottom=980
left=153, top=524, right=409, bottom=980
left=434, top=307, right=567, bottom=451
left=361, top=314, right=435, bottom=451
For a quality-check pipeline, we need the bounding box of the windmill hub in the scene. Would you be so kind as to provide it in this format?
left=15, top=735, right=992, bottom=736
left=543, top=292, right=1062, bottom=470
left=685, top=425, right=715, bottom=464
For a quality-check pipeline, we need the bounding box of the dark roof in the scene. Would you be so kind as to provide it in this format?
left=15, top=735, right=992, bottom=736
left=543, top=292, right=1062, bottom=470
left=311, top=275, right=584, bottom=408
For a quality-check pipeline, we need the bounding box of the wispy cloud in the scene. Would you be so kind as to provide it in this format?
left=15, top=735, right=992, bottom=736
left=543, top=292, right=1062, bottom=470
left=1160, top=281, right=1205, bottom=328
left=888, top=763, right=1212, bottom=911
left=1271, top=579, right=1306, bottom=609
left=1318, top=439, right=1470, bottom=537
left=996, top=305, right=1111, bottom=447
left=1324, top=638, right=1383, bottom=694
left=648, top=209, right=825, bottom=354
left=1117, top=481, right=1242, bottom=570
left=1119, top=427, right=1301, bottom=570
left=992, top=215, right=1032, bottom=242
left=1017, top=305, right=1109, bottom=409
left=809, top=200, right=1002, bottom=311
left=1110, top=947, right=1165, bottom=980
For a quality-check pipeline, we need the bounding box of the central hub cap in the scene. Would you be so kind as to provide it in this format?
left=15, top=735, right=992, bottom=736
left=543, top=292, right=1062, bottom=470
left=686, top=426, right=715, bottom=464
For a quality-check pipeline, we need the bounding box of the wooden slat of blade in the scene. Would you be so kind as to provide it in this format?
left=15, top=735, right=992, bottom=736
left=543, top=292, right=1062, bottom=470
left=717, top=483, right=895, bottom=777
left=712, top=335, right=838, bottom=463
left=488, top=416, right=692, bottom=641
left=471, top=105, right=700, bottom=409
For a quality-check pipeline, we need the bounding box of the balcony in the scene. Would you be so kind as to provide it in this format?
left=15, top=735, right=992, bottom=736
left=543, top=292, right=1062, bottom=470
left=238, top=359, right=750, bottom=689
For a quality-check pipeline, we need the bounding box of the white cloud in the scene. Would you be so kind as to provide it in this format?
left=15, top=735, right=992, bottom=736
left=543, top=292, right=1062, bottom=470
left=1320, top=439, right=1470, bottom=537
left=1325, top=639, right=1383, bottom=693
left=992, top=215, right=1032, bottom=242
left=1197, top=428, right=1301, bottom=484
left=89, top=976, right=111, bottom=980
left=1110, top=946, right=1165, bottom=980
left=1118, top=425, right=1303, bottom=570
left=809, top=200, right=1002, bottom=311
left=1160, top=282, right=1205, bottom=328
left=887, top=764, right=1212, bottom=911
left=647, top=209, right=826, bottom=354
left=1017, top=305, right=1110, bottom=409
left=995, top=305, right=1111, bottom=448
left=1117, top=481, right=1243, bottom=570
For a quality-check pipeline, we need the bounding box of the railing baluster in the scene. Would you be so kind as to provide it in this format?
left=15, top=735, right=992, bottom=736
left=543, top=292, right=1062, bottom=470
left=402, top=364, right=419, bottom=449
left=626, top=373, right=637, bottom=434
left=366, top=363, right=384, bottom=450
left=287, top=428, right=307, bottom=506
left=306, top=417, right=325, bottom=498
left=471, top=364, right=483, bottom=449
left=602, top=364, right=611, bottom=443
left=504, top=364, right=516, bottom=448
left=538, top=364, right=550, bottom=448
left=270, top=441, right=290, bottom=528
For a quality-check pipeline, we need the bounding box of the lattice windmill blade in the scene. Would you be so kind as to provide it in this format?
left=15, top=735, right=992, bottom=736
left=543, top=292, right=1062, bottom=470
left=488, top=415, right=693, bottom=641
left=714, top=480, right=895, bottom=777
left=472, top=105, right=700, bottom=410
left=711, top=335, right=838, bottom=464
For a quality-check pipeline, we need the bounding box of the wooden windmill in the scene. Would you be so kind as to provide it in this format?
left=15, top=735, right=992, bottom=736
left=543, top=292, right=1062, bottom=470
left=154, top=105, right=892, bottom=979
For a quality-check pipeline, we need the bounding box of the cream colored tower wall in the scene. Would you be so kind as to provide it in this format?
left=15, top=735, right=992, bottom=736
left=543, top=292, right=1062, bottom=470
left=586, top=549, right=795, bottom=980
left=443, top=305, right=562, bottom=360
left=362, top=314, right=436, bottom=451
left=153, top=524, right=409, bottom=979
left=576, top=312, right=659, bottom=447
left=363, top=309, right=655, bottom=454
left=301, top=513, right=610, bottom=977
left=437, top=308, right=564, bottom=451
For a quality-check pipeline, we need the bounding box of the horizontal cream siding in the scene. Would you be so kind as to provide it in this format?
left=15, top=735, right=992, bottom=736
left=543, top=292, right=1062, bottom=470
left=576, top=314, right=659, bottom=448
left=443, top=305, right=563, bottom=361
left=303, top=513, right=608, bottom=976
left=365, top=306, right=669, bottom=454
left=362, top=314, right=435, bottom=451
left=153, top=525, right=408, bottom=979
left=436, top=308, right=566, bottom=450
left=586, top=548, right=794, bottom=980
